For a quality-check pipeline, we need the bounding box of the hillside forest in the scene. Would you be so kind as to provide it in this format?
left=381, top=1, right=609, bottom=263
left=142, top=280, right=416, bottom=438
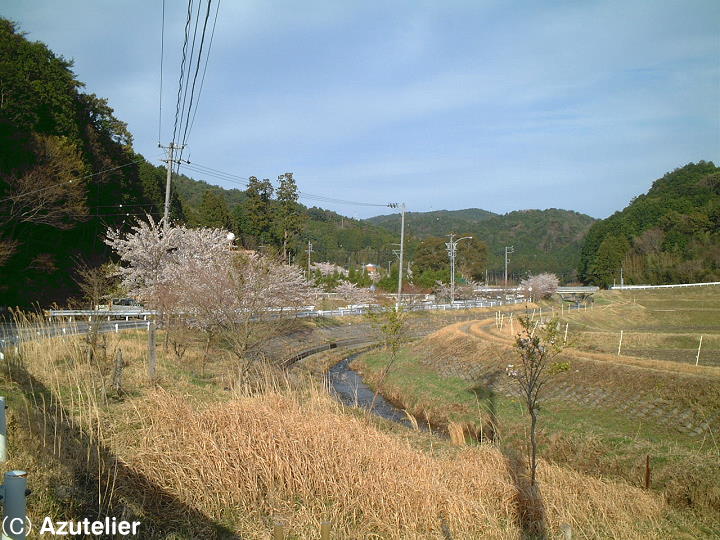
left=578, top=162, right=720, bottom=287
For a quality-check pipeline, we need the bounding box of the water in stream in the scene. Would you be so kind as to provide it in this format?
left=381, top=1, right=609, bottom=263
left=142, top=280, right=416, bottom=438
left=328, top=352, right=430, bottom=431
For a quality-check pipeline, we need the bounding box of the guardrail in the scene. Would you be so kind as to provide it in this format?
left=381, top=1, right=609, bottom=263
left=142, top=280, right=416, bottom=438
left=611, top=282, right=720, bottom=290
left=44, top=298, right=525, bottom=322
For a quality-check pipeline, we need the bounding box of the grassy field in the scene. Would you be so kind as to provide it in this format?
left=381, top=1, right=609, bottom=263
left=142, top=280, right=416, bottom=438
left=563, top=286, right=720, bottom=365
left=0, top=311, right=699, bottom=539
left=353, top=288, right=720, bottom=536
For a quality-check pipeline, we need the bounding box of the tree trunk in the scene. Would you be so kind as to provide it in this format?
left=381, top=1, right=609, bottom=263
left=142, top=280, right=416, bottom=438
left=529, top=406, right=538, bottom=486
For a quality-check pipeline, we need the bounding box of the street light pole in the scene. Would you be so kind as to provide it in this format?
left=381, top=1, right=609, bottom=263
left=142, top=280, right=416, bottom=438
left=446, top=235, right=473, bottom=304
left=504, top=245, right=514, bottom=287
left=388, top=203, right=406, bottom=307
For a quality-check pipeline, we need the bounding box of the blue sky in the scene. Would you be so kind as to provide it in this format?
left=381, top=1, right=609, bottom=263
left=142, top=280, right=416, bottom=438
left=4, top=1, right=719, bottom=219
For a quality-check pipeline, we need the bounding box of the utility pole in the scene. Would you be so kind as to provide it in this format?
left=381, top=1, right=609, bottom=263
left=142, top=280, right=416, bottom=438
left=504, top=245, right=514, bottom=287
left=306, top=240, right=314, bottom=279
left=388, top=202, right=406, bottom=307
left=445, top=234, right=472, bottom=304
left=160, top=142, right=185, bottom=230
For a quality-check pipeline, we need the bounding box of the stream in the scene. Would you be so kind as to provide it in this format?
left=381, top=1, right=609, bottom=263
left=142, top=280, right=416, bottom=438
left=328, top=352, right=430, bottom=431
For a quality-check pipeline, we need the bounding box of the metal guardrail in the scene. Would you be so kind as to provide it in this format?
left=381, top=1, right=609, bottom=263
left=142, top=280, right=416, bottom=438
left=44, top=298, right=526, bottom=322
left=610, top=282, right=720, bottom=290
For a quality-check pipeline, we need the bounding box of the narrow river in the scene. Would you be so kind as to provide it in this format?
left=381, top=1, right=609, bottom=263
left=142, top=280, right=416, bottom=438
left=328, top=352, right=430, bottom=431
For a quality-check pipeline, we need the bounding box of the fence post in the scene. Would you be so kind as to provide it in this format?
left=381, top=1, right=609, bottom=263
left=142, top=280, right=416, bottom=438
left=695, top=336, right=703, bottom=366
left=320, top=521, right=331, bottom=540
left=272, top=522, right=285, bottom=540
left=617, top=330, right=623, bottom=356
left=2, top=470, right=28, bottom=539
left=112, top=349, right=124, bottom=393
left=147, top=322, right=157, bottom=382
left=0, top=396, right=6, bottom=463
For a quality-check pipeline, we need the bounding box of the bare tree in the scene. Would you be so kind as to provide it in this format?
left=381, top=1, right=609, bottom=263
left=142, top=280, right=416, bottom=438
left=0, top=134, right=88, bottom=230
left=73, top=260, right=119, bottom=310
left=506, top=316, right=567, bottom=487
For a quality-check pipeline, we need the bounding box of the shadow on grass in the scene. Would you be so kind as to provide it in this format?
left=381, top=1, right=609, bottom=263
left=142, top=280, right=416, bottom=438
left=5, top=355, right=241, bottom=539
left=472, top=371, right=548, bottom=539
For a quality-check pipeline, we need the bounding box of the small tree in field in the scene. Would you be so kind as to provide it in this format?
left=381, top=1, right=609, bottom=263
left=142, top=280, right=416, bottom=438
left=506, top=316, right=567, bottom=487
left=366, top=305, right=409, bottom=410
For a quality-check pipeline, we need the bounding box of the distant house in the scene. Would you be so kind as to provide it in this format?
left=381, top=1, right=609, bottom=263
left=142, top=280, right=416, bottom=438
left=364, top=263, right=379, bottom=277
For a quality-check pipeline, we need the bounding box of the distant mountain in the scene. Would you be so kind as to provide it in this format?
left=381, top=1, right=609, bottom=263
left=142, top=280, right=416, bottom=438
left=578, top=161, right=720, bottom=287
left=367, top=208, right=596, bottom=281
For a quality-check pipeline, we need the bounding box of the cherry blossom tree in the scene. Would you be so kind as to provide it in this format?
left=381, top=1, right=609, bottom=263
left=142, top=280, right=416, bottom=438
left=311, top=261, right=348, bottom=277
left=334, top=280, right=374, bottom=305
left=520, top=273, right=559, bottom=301
left=106, top=218, right=320, bottom=379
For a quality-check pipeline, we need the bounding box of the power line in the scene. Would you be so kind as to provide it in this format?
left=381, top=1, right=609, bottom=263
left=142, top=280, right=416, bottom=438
left=177, top=0, right=203, bottom=150
left=158, top=0, right=166, bottom=145
left=181, top=161, right=389, bottom=207
left=180, top=0, right=213, bottom=149
left=187, top=0, right=221, bottom=141
left=0, top=159, right=146, bottom=205
left=172, top=0, right=194, bottom=145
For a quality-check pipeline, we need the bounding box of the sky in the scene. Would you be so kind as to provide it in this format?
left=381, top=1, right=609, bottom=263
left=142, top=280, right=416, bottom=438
left=3, top=1, right=719, bottom=219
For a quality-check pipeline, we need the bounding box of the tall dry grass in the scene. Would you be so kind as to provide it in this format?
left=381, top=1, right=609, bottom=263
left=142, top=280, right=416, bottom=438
left=2, top=313, right=674, bottom=538
left=116, top=385, right=668, bottom=539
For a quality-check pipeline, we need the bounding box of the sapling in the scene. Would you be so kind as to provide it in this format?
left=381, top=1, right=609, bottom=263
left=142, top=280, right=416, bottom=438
left=506, top=315, right=568, bottom=486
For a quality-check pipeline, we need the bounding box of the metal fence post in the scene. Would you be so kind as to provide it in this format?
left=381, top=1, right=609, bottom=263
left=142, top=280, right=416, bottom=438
left=2, top=470, right=28, bottom=539
left=0, top=396, right=6, bottom=463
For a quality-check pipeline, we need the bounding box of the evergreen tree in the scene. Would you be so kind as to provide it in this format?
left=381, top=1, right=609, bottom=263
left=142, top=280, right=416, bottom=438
left=275, top=172, right=306, bottom=263
left=589, top=235, right=630, bottom=287
left=196, top=190, right=231, bottom=229
left=238, top=176, right=275, bottom=248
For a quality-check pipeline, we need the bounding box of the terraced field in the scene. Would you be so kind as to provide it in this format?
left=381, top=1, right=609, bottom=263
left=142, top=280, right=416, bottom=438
left=352, top=288, right=720, bottom=533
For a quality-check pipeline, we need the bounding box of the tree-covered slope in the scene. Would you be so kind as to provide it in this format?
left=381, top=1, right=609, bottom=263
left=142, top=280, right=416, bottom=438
left=367, top=208, right=497, bottom=237
left=0, top=19, right=182, bottom=307
left=578, top=161, right=720, bottom=287
left=367, top=208, right=595, bottom=281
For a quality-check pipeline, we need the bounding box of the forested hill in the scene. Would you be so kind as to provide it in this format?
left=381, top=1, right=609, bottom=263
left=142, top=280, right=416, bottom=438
left=0, top=19, right=184, bottom=307
left=367, top=208, right=497, bottom=236
left=578, top=161, right=720, bottom=287
left=367, top=208, right=596, bottom=281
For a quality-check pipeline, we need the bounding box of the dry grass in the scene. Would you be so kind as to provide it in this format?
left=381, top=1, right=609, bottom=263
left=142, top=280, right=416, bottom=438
left=1, top=313, right=681, bottom=539
left=117, top=387, right=668, bottom=539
